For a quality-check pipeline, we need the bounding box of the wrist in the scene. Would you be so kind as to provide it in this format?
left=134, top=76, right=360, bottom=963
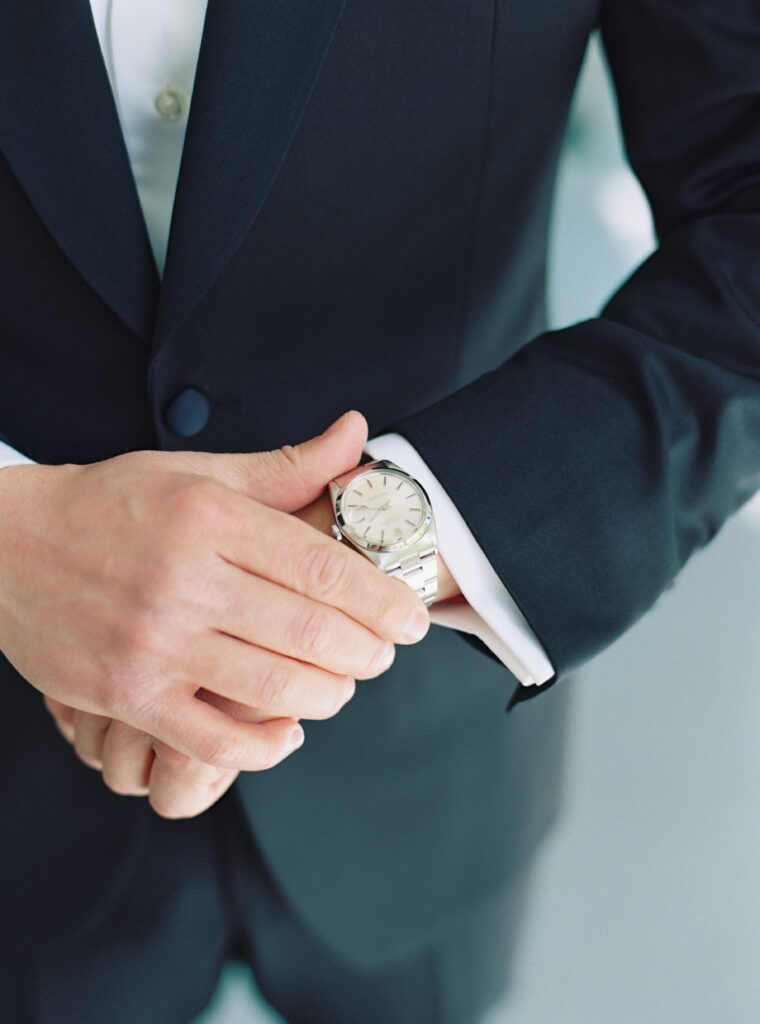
left=294, top=490, right=461, bottom=604
left=0, top=463, right=77, bottom=634
left=435, top=554, right=460, bottom=603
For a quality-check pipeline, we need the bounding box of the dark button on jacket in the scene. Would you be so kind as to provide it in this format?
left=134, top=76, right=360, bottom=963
left=164, top=386, right=210, bottom=437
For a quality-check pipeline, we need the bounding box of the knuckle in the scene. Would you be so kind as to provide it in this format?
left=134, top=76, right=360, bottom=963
left=255, top=445, right=302, bottom=487
left=195, top=731, right=246, bottom=771
left=294, top=606, right=333, bottom=660
left=301, top=542, right=348, bottom=599
left=375, top=583, right=414, bottom=633
left=277, top=444, right=302, bottom=477
left=256, top=661, right=296, bottom=712
left=168, top=478, right=221, bottom=534
left=195, top=726, right=292, bottom=774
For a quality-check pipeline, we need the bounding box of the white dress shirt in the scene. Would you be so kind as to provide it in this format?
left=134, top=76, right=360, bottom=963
left=0, top=0, right=553, bottom=688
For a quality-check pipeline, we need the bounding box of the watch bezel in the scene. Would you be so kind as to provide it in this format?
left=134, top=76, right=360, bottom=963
left=333, top=467, right=433, bottom=553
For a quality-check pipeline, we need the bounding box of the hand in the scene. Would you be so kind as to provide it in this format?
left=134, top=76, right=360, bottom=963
left=44, top=689, right=251, bottom=818
left=0, top=411, right=431, bottom=788
left=44, top=485, right=459, bottom=818
left=46, top=473, right=459, bottom=818
left=42, top=459, right=459, bottom=818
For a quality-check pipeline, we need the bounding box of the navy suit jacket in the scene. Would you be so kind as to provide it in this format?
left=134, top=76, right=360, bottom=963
left=1, top=0, right=759, bottom=968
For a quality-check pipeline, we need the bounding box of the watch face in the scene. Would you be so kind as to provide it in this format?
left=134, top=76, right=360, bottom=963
left=337, top=469, right=430, bottom=551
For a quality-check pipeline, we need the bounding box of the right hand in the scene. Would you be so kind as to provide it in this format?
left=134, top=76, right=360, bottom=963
left=0, top=411, right=430, bottom=774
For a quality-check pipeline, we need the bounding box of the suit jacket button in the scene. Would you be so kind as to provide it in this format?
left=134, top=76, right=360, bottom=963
left=164, top=387, right=211, bottom=437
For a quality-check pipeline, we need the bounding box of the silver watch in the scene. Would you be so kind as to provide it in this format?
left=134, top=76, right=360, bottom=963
left=329, top=459, right=438, bottom=606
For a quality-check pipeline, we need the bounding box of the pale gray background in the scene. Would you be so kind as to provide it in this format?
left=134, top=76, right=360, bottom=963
left=195, top=39, right=760, bottom=1024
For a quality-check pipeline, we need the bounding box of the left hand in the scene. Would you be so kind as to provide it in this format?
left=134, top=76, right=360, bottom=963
left=45, top=491, right=459, bottom=818
left=45, top=689, right=249, bottom=818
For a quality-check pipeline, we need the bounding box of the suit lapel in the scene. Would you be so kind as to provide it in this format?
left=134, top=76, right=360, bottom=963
left=156, top=0, right=348, bottom=343
left=0, top=0, right=159, bottom=341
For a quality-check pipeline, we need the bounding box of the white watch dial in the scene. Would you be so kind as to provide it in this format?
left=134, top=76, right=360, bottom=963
left=340, top=470, right=428, bottom=549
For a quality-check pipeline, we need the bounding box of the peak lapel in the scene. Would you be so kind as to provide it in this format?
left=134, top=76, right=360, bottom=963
left=156, top=0, right=347, bottom=343
left=0, top=0, right=159, bottom=341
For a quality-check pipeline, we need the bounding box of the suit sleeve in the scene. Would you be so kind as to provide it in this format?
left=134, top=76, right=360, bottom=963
left=365, top=432, right=554, bottom=687
left=392, top=0, right=760, bottom=704
left=0, top=439, right=33, bottom=468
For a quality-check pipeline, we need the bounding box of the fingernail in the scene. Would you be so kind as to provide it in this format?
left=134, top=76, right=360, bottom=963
left=289, top=725, right=305, bottom=750
left=402, top=607, right=430, bottom=644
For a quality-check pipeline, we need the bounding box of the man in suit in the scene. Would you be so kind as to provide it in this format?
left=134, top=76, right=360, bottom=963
left=1, top=1, right=759, bottom=1021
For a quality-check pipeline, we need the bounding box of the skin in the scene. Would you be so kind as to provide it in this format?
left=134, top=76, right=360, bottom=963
left=0, top=411, right=459, bottom=818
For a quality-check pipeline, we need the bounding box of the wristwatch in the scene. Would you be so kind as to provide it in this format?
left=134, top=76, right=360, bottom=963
left=329, top=459, right=438, bottom=605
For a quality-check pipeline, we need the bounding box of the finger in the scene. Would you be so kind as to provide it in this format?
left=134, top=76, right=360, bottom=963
left=197, top=688, right=269, bottom=723
left=72, top=709, right=112, bottom=770
left=209, top=410, right=369, bottom=512
left=206, top=570, right=395, bottom=681
left=101, top=720, right=154, bottom=796
left=44, top=695, right=76, bottom=743
left=187, top=631, right=357, bottom=719
left=213, top=507, right=429, bottom=646
left=148, top=740, right=238, bottom=819
left=147, top=692, right=305, bottom=772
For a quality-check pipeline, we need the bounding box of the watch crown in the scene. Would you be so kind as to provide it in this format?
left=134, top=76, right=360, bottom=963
left=330, top=524, right=343, bottom=542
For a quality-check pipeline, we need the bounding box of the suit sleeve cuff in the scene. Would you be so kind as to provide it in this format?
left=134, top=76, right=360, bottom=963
left=0, top=441, right=35, bottom=468
left=364, top=433, right=554, bottom=687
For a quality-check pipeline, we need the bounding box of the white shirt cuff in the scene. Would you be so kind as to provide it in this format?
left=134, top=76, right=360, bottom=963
left=364, top=433, right=554, bottom=688
left=0, top=441, right=35, bottom=468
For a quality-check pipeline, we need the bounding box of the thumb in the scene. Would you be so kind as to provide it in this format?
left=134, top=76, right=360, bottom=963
left=212, top=410, right=369, bottom=512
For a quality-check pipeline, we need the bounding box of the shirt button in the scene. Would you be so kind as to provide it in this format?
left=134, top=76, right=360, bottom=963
left=154, top=86, right=186, bottom=122
left=164, top=387, right=211, bottom=437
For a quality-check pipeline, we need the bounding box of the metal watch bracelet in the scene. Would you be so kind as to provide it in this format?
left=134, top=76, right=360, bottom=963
left=379, top=544, right=438, bottom=606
